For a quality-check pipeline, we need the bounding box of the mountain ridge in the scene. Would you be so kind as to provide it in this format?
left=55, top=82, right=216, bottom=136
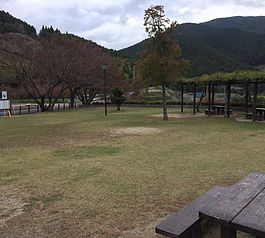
left=119, top=16, right=265, bottom=77
left=203, top=16, right=265, bottom=34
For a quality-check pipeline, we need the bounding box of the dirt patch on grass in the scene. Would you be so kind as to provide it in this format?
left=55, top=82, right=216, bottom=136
left=150, top=113, right=206, bottom=119
left=118, top=216, right=166, bottom=238
left=235, top=117, right=265, bottom=123
left=111, top=127, right=162, bottom=136
left=0, top=185, right=30, bottom=227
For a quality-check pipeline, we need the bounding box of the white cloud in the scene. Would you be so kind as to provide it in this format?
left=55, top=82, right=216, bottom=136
left=0, top=0, right=264, bottom=49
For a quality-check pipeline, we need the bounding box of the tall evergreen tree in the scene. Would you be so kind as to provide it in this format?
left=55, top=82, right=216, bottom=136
left=135, top=5, right=189, bottom=120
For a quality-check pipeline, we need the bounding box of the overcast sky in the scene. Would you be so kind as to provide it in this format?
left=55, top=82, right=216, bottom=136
left=1, top=0, right=265, bottom=50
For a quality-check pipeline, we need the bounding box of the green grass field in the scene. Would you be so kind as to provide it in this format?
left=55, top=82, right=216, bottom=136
left=0, top=107, right=264, bottom=237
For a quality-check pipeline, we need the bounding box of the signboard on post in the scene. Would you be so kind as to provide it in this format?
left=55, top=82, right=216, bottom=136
left=0, top=91, right=12, bottom=118
left=2, top=91, right=7, bottom=100
left=0, top=100, right=10, bottom=109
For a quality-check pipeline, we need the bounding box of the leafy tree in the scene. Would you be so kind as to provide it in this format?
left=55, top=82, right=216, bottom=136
left=110, top=86, right=126, bottom=111
left=135, top=5, right=189, bottom=120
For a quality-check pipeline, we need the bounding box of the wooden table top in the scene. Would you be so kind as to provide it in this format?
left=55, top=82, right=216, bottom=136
left=212, top=105, right=225, bottom=108
left=199, top=172, right=265, bottom=237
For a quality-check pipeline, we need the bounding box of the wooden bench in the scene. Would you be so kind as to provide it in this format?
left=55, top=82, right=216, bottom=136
left=246, top=112, right=253, bottom=119
left=204, top=109, right=215, bottom=115
left=205, top=109, right=232, bottom=115
left=155, top=186, right=229, bottom=238
left=245, top=113, right=263, bottom=120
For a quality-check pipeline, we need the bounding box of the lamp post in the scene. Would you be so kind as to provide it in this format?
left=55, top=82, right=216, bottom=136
left=101, top=65, right=108, bottom=116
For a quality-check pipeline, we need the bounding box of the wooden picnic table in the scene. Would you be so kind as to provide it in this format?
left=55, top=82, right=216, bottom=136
left=199, top=172, right=265, bottom=238
left=211, top=105, right=225, bottom=114
left=256, top=108, right=265, bottom=120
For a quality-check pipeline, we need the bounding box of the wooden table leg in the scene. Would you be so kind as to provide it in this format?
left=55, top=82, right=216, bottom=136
left=181, top=221, right=201, bottom=238
left=181, top=230, right=192, bottom=238
left=221, top=225, right=236, bottom=238
left=192, top=223, right=201, bottom=238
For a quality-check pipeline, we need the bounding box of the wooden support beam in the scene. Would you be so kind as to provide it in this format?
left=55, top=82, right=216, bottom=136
left=208, top=83, right=211, bottom=116
left=225, top=83, right=231, bottom=118
left=181, top=84, right=184, bottom=113
left=245, top=82, right=249, bottom=114
left=192, top=222, right=202, bottom=238
left=253, top=81, right=258, bottom=122
left=228, top=83, right=231, bottom=118
left=221, top=226, right=236, bottom=238
left=212, top=84, right=215, bottom=105
left=193, top=83, right=196, bottom=115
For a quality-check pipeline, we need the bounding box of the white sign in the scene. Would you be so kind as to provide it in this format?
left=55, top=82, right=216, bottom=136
left=0, top=100, right=10, bottom=109
left=2, top=91, right=7, bottom=100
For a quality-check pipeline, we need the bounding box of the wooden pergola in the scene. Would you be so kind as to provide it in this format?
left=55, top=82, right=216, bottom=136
left=178, top=70, right=265, bottom=122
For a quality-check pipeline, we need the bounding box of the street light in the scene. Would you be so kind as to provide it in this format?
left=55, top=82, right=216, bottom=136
left=101, top=65, right=108, bottom=116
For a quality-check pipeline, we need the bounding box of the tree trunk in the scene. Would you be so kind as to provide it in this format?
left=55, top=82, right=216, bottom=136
left=76, top=88, right=98, bottom=105
left=117, top=105, right=120, bottom=111
left=33, top=97, right=46, bottom=112
left=196, top=87, right=206, bottom=112
left=39, top=97, right=46, bottom=112
left=162, top=83, right=168, bottom=120
left=69, top=89, right=76, bottom=108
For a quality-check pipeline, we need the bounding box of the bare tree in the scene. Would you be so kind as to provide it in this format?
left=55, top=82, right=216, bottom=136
left=0, top=33, right=128, bottom=110
left=75, top=50, right=127, bottom=105
left=0, top=33, right=69, bottom=111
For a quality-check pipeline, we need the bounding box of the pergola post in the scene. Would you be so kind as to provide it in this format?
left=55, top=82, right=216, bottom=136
left=225, top=82, right=231, bottom=118
left=212, top=84, right=215, bottom=105
left=181, top=84, right=184, bottom=113
left=208, top=82, right=211, bottom=116
left=253, top=81, right=258, bottom=122
left=245, top=81, right=249, bottom=114
left=193, top=83, right=196, bottom=115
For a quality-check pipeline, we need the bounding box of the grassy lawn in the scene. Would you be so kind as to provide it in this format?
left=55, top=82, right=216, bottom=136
left=0, top=107, right=264, bottom=237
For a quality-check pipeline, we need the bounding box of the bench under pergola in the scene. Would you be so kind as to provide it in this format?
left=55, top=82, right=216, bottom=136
left=178, top=70, right=265, bottom=122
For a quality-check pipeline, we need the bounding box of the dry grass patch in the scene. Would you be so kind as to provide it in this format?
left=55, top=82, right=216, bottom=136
left=111, top=127, right=163, bottom=136
left=0, top=107, right=264, bottom=237
left=0, top=185, right=30, bottom=227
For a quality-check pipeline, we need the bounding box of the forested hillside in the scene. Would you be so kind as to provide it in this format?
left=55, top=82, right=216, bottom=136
left=0, top=11, right=132, bottom=105
left=0, top=12, right=133, bottom=81
left=0, top=10, right=36, bottom=38
left=2, top=11, right=265, bottom=80
left=204, top=16, right=265, bottom=34
left=119, top=16, right=265, bottom=77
